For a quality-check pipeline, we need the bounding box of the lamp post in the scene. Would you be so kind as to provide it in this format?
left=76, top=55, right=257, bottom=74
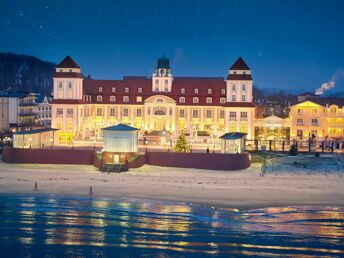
left=93, top=138, right=96, bottom=151
left=145, top=139, right=148, bottom=152
left=29, top=138, right=32, bottom=149
left=50, top=137, right=53, bottom=149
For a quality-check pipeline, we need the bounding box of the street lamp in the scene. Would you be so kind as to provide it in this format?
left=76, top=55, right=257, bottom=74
left=29, top=138, right=32, bottom=149
left=145, top=139, right=148, bottom=152
left=93, top=138, right=96, bottom=151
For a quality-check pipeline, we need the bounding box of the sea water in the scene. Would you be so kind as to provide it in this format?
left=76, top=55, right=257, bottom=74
left=0, top=194, right=343, bottom=257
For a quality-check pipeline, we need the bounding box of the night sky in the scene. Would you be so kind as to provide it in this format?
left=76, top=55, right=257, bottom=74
left=1, top=0, right=344, bottom=93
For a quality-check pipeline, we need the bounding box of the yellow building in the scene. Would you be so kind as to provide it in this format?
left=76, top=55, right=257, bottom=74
left=290, top=99, right=344, bottom=140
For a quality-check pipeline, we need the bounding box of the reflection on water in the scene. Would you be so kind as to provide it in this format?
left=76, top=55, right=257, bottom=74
left=0, top=194, right=343, bottom=257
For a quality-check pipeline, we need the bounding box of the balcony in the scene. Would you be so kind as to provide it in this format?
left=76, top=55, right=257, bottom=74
left=19, top=102, right=38, bottom=107
left=19, top=112, right=38, bottom=117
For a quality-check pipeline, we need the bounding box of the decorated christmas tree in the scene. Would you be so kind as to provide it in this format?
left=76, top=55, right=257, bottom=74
left=288, top=143, right=298, bottom=156
left=173, top=132, right=191, bottom=153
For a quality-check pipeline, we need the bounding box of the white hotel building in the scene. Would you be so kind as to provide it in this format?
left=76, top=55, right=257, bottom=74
left=51, top=55, right=255, bottom=143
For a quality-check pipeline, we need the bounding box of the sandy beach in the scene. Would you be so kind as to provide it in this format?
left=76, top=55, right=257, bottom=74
left=0, top=154, right=344, bottom=209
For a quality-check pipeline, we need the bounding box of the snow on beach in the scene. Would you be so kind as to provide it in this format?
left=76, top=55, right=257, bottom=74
left=0, top=153, right=344, bottom=209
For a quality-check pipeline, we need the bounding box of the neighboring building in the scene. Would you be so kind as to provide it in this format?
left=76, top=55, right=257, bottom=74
left=0, top=91, right=23, bottom=131
left=37, top=95, right=52, bottom=126
left=18, top=93, right=51, bottom=127
left=13, top=128, right=58, bottom=148
left=290, top=98, right=344, bottom=140
left=297, top=92, right=319, bottom=102
left=254, top=115, right=291, bottom=141
left=51, top=55, right=256, bottom=143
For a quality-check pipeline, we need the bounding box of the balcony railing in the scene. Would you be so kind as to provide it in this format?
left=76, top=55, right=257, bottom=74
left=18, top=112, right=38, bottom=117
left=19, top=102, right=38, bottom=107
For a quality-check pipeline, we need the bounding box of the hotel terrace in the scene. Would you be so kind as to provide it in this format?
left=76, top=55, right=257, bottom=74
left=51, top=56, right=255, bottom=143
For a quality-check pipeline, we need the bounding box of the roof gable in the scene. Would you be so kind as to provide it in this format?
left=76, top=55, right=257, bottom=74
left=103, top=123, right=139, bottom=131
left=56, top=56, right=80, bottom=68
left=229, top=57, right=250, bottom=70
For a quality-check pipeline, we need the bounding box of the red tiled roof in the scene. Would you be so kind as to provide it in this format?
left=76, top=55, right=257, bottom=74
left=226, top=74, right=253, bottom=80
left=56, top=56, right=80, bottom=68
left=229, top=57, right=250, bottom=70
left=53, top=72, right=83, bottom=78
left=82, top=77, right=229, bottom=106
left=50, top=99, right=87, bottom=104
left=222, top=102, right=255, bottom=107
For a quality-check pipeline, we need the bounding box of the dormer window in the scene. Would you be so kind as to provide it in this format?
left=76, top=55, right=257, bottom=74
left=206, top=97, right=212, bottom=104
left=136, top=96, right=142, bottom=102
left=97, top=95, right=103, bottom=102
left=110, top=96, right=116, bottom=102
left=181, top=88, right=185, bottom=94
left=112, top=87, right=116, bottom=92
left=193, top=97, right=199, bottom=103
left=221, top=89, right=226, bottom=94
left=123, top=96, right=129, bottom=102
left=138, top=88, right=142, bottom=93
left=220, top=97, right=226, bottom=104
left=179, top=97, right=185, bottom=103
left=208, top=89, right=212, bottom=94
left=194, top=89, right=199, bottom=94
left=125, top=87, right=129, bottom=93
left=98, top=87, right=103, bottom=93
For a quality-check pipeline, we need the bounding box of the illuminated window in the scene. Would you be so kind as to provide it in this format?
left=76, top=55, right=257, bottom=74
left=240, top=122, right=248, bottom=133
left=97, top=95, right=103, bottom=102
left=138, top=88, right=142, bottom=93
left=66, top=118, right=73, bottom=130
left=179, top=97, right=185, bottom=103
left=136, top=96, right=142, bottom=102
left=123, top=96, right=129, bottom=102
left=311, top=118, right=318, bottom=126
left=56, top=108, right=63, bottom=115
left=98, top=87, right=103, bottom=92
left=57, top=82, right=63, bottom=98
left=229, top=122, right=236, bottom=132
left=125, top=87, right=129, bottom=93
left=112, top=87, right=116, bottom=92
left=220, top=97, right=226, bottom=104
left=193, top=97, right=199, bottom=103
left=154, top=109, right=165, bottom=115
left=181, top=88, right=185, bottom=94
left=206, top=97, right=212, bottom=104
left=221, top=89, right=226, bottom=94
left=110, top=96, right=116, bottom=102
left=330, top=108, right=336, bottom=113
left=208, top=89, right=212, bottom=94
left=56, top=118, right=62, bottom=129
left=194, top=88, right=199, bottom=94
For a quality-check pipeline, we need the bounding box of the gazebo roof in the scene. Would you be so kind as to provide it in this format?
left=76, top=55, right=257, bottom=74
left=219, top=132, right=247, bottom=140
left=14, top=128, right=59, bottom=135
left=103, top=123, right=139, bottom=131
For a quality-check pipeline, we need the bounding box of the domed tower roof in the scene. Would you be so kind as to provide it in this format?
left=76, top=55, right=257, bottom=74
left=157, top=55, right=170, bottom=69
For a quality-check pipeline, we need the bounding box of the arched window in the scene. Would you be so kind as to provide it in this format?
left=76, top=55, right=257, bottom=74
left=179, top=97, right=185, bottom=103
left=110, top=96, right=116, bottom=102
left=97, top=95, right=103, bottom=102
left=229, top=122, right=237, bottom=132
left=154, top=109, right=166, bottom=115
left=181, top=88, right=185, bottom=94
left=240, top=122, right=248, bottom=133
left=206, top=97, right=212, bottom=104
left=220, top=97, right=226, bottom=104
left=193, top=97, right=199, bottom=103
